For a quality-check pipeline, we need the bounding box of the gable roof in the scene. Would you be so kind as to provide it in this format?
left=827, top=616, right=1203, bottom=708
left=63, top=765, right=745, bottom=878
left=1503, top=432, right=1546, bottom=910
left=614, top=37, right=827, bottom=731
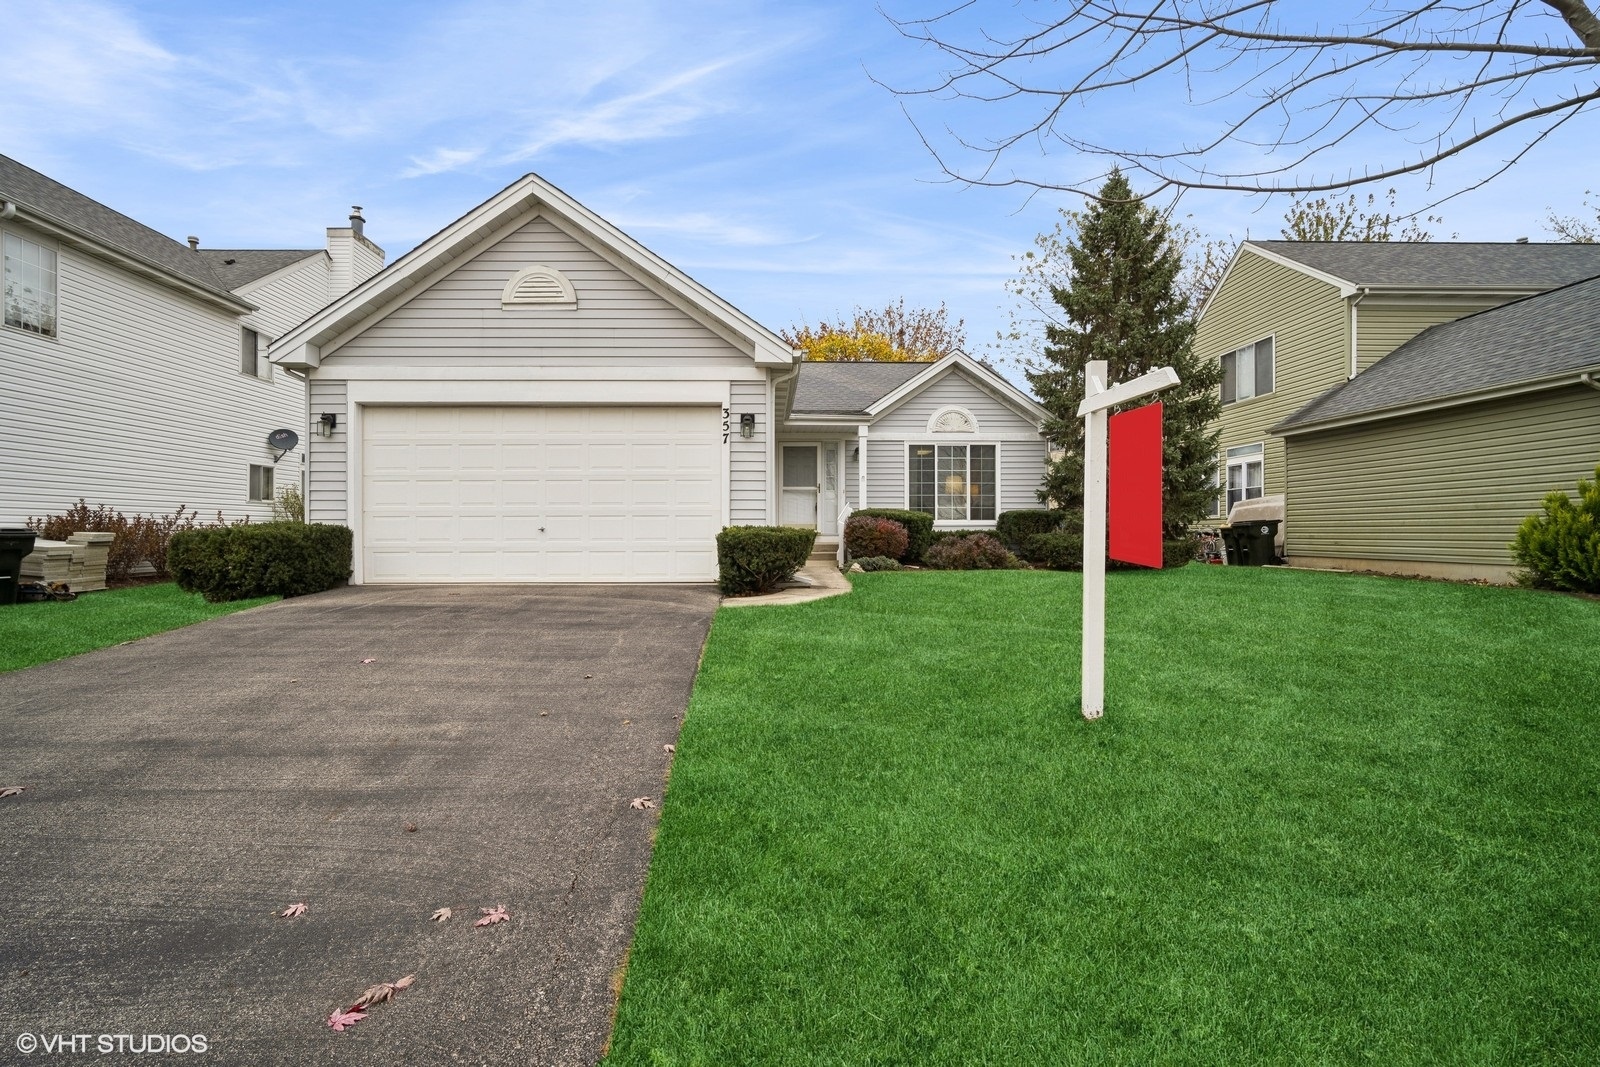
left=199, top=248, right=322, bottom=291
left=0, top=153, right=250, bottom=311
left=270, top=172, right=798, bottom=369
left=1274, top=273, right=1600, bottom=435
left=789, top=361, right=930, bottom=414
left=1249, top=241, right=1600, bottom=290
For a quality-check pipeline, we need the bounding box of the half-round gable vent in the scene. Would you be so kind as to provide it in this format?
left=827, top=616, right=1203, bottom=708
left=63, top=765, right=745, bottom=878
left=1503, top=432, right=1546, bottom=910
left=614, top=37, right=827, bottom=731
left=929, top=406, right=978, bottom=433
left=501, top=265, right=577, bottom=308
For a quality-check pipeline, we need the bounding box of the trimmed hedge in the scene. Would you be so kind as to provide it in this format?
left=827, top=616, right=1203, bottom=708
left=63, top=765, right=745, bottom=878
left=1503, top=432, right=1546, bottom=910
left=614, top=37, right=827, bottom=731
left=168, top=522, right=352, bottom=602
left=716, top=526, right=817, bottom=596
left=844, top=515, right=909, bottom=561
left=996, top=509, right=1069, bottom=548
left=923, top=533, right=1022, bottom=570
left=855, top=556, right=904, bottom=572
left=850, top=509, right=934, bottom=563
left=1025, top=532, right=1197, bottom=572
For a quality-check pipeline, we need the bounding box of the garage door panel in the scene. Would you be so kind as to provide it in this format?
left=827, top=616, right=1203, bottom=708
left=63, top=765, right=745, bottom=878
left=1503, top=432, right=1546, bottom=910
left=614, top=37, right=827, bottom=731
left=362, top=405, right=722, bottom=583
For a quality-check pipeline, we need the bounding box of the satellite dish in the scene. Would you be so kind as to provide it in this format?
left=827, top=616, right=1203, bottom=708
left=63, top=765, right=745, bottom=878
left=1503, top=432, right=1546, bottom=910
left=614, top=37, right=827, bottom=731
left=267, top=428, right=299, bottom=463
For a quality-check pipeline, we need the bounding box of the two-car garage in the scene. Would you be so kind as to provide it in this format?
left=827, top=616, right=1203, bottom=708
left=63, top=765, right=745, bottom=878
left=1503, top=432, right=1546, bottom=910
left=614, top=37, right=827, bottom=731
left=360, top=405, right=723, bottom=583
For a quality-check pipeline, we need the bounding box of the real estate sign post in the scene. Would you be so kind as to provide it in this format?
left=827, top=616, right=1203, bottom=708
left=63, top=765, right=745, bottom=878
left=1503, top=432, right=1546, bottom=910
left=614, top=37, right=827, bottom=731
left=1077, top=361, right=1181, bottom=720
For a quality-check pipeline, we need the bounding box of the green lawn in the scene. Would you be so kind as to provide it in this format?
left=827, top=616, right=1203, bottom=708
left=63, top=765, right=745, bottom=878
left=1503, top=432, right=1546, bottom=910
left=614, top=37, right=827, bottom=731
left=0, top=582, right=274, bottom=672
left=607, top=566, right=1600, bottom=1066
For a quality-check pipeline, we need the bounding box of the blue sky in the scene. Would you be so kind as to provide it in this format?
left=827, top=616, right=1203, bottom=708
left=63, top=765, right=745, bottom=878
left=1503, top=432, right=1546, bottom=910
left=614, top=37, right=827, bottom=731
left=4, top=0, right=1597, bottom=370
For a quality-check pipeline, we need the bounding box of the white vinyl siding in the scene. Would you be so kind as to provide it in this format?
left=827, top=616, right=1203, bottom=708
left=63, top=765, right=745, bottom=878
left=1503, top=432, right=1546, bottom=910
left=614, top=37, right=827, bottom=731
left=728, top=378, right=769, bottom=524
left=307, top=378, right=349, bottom=524
left=327, top=214, right=750, bottom=366
left=0, top=229, right=311, bottom=524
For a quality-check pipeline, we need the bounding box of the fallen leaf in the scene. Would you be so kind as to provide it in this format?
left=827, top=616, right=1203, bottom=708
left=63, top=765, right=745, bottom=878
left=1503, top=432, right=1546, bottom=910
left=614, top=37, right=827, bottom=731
left=328, top=1007, right=365, bottom=1032
left=430, top=908, right=451, bottom=923
left=583, top=674, right=592, bottom=679
left=475, top=905, right=510, bottom=927
left=630, top=797, right=655, bottom=810
left=623, top=719, right=631, bottom=725
left=404, top=823, right=418, bottom=833
left=0, top=786, right=26, bottom=799
left=280, top=902, right=308, bottom=918
left=351, top=974, right=417, bottom=1009
left=663, top=744, right=675, bottom=754
left=539, top=711, right=548, bottom=717
left=289, top=678, right=300, bottom=684
left=360, top=658, right=376, bottom=664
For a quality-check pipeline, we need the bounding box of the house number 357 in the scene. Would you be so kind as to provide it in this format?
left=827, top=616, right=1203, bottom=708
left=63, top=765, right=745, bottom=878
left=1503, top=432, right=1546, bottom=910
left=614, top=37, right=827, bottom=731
left=721, top=406, right=731, bottom=443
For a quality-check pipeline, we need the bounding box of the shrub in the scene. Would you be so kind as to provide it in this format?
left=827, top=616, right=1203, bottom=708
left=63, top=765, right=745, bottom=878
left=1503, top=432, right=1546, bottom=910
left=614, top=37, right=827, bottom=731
left=1026, top=531, right=1084, bottom=570
left=272, top=484, right=305, bottom=523
left=855, top=555, right=904, bottom=572
left=844, top=515, right=909, bottom=561
left=1162, top=536, right=1199, bottom=569
left=716, top=526, right=817, bottom=596
left=168, top=522, right=352, bottom=602
left=26, top=499, right=229, bottom=581
left=1511, top=466, right=1600, bottom=593
left=850, top=509, right=934, bottom=563
left=923, top=533, right=1021, bottom=570
left=996, top=509, right=1069, bottom=548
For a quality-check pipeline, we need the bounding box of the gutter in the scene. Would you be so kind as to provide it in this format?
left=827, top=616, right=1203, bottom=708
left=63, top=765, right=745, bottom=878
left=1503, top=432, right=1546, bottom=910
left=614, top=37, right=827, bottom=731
left=1583, top=372, right=1600, bottom=394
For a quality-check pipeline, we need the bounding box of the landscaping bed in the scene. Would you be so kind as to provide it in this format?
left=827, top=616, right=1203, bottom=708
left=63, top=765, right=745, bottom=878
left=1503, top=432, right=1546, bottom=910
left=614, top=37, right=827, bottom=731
left=0, top=583, right=274, bottom=673
left=606, top=566, right=1600, bottom=1064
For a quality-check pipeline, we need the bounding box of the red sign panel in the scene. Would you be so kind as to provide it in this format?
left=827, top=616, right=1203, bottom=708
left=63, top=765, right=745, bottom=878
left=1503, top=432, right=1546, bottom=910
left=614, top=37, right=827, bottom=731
left=1109, top=401, right=1164, bottom=568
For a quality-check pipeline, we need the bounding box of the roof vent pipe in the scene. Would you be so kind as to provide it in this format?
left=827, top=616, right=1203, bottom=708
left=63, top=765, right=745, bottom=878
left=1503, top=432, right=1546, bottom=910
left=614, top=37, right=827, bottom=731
left=187, top=236, right=199, bottom=250
left=1515, top=236, right=1529, bottom=244
left=349, top=206, right=364, bottom=239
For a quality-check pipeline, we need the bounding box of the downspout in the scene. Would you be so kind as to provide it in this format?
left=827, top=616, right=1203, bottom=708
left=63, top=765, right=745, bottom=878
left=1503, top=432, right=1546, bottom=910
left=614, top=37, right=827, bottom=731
left=1348, top=287, right=1370, bottom=380
left=769, top=362, right=801, bottom=525
left=282, top=365, right=311, bottom=523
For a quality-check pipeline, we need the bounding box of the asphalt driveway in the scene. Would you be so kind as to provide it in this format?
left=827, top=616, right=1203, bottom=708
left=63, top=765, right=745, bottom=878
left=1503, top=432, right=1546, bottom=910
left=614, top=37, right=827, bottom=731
left=0, top=584, right=721, bottom=1065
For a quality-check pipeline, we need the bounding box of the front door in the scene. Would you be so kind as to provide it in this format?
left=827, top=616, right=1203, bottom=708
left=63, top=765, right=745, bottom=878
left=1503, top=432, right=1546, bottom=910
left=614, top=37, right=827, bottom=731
left=780, top=444, right=820, bottom=527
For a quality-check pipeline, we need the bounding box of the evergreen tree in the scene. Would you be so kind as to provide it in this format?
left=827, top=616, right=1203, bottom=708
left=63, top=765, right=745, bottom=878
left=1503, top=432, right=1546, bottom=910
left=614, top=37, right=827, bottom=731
left=1026, top=169, right=1222, bottom=534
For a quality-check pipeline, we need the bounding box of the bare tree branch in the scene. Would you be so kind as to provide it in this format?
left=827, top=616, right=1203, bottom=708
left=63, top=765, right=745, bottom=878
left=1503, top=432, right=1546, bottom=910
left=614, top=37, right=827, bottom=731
left=878, top=1, right=1600, bottom=201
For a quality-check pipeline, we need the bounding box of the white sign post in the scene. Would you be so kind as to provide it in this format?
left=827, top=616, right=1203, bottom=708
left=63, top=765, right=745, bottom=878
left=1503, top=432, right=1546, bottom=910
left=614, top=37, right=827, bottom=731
left=1076, top=360, right=1181, bottom=720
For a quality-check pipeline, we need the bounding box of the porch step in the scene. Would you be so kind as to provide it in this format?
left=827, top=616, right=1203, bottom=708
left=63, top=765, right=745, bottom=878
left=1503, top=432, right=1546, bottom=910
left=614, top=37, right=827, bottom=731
left=809, top=537, right=841, bottom=562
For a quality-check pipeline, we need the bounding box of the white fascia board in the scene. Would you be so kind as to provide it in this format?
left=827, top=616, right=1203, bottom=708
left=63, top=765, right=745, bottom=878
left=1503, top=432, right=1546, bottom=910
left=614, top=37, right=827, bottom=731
left=864, top=352, right=1051, bottom=425
left=1273, top=364, right=1600, bottom=437
left=1237, top=242, right=1360, bottom=297
left=320, top=364, right=769, bottom=382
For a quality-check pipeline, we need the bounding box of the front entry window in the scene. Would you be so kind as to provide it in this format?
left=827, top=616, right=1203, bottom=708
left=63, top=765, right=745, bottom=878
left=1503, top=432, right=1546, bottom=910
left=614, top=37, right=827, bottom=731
left=909, top=444, right=995, bottom=521
left=1225, top=443, right=1264, bottom=515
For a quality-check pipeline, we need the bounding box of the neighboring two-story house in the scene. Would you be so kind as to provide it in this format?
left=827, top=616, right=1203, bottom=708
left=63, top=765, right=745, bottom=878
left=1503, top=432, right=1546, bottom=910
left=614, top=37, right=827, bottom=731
left=0, top=154, right=383, bottom=525
left=1196, top=240, right=1600, bottom=580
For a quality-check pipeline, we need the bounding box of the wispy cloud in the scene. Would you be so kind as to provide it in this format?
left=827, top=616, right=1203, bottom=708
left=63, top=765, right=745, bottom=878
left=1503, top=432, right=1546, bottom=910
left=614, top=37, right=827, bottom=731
left=402, top=147, right=485, bottom=178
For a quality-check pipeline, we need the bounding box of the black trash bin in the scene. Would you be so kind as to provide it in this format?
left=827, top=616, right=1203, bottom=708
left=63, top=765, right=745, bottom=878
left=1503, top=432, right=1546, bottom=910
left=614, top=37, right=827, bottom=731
left=0, top=527, right=39, bottom=606
left=1220, top=524, right=1247, bottom=566
left=1242, top=520, right=1281, bottom=566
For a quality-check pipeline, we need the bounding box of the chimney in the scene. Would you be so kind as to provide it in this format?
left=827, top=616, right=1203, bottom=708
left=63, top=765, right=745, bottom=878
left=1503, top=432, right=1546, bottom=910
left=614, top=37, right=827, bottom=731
left=326, top=205, right=385, bottom=300
left=1515, top=236, right=1529, bottom=244
left=187, top=236, right=199, bottom=250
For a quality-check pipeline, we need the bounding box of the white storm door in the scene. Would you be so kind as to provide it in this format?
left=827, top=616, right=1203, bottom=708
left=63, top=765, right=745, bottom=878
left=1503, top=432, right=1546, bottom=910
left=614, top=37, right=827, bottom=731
left=780, top=444, right=819, bottom=528
left=361, top=405, right=722, bottom=583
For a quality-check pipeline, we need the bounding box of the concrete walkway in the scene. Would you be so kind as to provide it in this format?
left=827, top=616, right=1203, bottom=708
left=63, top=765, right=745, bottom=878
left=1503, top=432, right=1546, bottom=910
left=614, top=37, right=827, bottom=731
left=0, top=584, right=720, bottom=1066
left=720, top=561, right=853, bottom=608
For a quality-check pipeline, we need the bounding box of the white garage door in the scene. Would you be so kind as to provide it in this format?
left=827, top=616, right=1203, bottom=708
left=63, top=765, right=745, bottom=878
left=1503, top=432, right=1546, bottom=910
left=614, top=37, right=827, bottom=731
left=361, top=405, right=722, bottom=583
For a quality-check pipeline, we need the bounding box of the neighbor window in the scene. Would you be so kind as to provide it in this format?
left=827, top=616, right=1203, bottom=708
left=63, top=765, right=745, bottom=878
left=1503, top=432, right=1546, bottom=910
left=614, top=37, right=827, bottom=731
left=1204, top=466, right=1222, bottom=519
left=1224, top=443, right=1264, bottom=515
left=909, top=444, right=996, bottom=522
left=240, top=327, right=269, bottom=378
left=248, top=464, right=274, bottom=502
left=1221, top=337, right=1274, bottom=404
left=3, top=232, right=58, bottom=337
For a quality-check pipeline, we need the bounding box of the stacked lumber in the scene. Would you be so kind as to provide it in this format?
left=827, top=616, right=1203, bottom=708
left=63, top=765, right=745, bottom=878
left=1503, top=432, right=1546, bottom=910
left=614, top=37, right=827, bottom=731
left=20, top=531, right=113, bottom=592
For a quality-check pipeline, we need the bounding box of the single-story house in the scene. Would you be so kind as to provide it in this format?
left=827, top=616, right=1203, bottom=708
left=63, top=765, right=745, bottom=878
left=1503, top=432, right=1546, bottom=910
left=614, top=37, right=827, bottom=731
left=270, top=173, right=1052, bottom=584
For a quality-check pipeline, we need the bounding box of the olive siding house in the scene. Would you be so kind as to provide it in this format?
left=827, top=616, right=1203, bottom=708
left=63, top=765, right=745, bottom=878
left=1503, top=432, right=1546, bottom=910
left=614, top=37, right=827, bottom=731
left=1196, top=241, right=1600, bottom=581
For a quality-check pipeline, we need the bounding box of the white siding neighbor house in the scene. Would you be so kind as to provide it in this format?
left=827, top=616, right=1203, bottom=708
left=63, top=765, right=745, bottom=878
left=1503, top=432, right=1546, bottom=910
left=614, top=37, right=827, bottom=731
left=275, top=173, right=1052, bottom=585
left=0, top=154, right=383, bottom=526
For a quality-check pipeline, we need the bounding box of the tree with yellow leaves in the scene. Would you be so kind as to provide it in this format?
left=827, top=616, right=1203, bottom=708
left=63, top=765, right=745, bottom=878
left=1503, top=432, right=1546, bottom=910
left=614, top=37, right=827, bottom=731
left=783, top=299, right=965, bottom=362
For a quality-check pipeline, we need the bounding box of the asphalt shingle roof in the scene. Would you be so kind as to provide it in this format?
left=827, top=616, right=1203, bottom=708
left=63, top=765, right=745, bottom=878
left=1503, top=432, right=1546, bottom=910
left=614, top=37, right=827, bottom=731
left=1252, top=240, right=1600, bottom=289
left=789, top=361, right=932, bottom=414
left=199, top=249, right=322, bottom=290
left=1276, top=273, right=1600, bottom=432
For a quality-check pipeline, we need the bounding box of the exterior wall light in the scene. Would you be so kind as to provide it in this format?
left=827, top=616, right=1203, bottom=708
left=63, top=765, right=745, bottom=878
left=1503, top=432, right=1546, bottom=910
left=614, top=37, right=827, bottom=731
left=318, top=413, right=338, bottom=438
left=739, top=413, right=756, bottom=439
